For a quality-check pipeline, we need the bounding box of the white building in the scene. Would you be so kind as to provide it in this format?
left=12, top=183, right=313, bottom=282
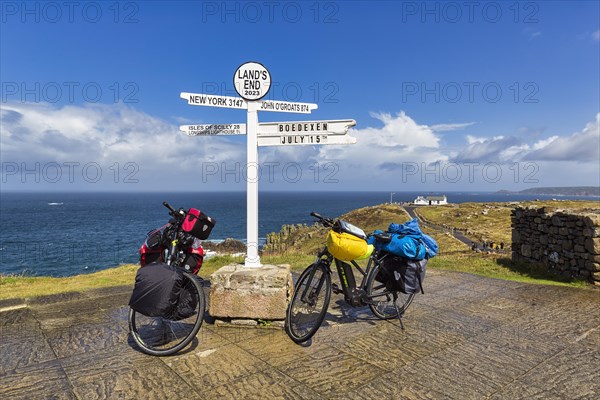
left=414, top=195, right=448, bottom=205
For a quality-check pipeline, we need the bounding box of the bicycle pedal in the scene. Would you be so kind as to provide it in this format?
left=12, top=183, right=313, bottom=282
left=331, top=283, right=343, bottom=294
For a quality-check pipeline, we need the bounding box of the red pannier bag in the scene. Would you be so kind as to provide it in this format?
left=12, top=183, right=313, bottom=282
left=140, top=234, right=204, bottom=274
left=182, top=208, right=216, bottom=240
left=140, top=228, right=164, bottom=266
left=181, top=240, right=204, bottom=274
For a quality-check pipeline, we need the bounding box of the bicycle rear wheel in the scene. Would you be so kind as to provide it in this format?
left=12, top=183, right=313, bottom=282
left=129, top=272, right=205, bottom=356
left=365, top=262, right=415, bottom=320
left=285, top=262, right=331, bottom=344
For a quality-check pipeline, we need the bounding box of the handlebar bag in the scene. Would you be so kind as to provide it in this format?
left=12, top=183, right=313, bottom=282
left=182, top=208, right=216, bottom=240
left=129, top=262, right=184, bottom=318
left=334, top=220, right=367, bottom=239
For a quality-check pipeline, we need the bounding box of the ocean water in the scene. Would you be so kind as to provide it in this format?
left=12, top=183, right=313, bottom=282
left=0, top=191, right=596, bottom=277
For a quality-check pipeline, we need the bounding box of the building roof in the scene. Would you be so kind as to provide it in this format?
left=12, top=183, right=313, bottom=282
left=426, top=196, right=447, bottom=201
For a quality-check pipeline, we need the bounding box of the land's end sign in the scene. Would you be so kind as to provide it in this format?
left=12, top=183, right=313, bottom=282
left=234, top=62, right=271, bottom=101
left=181, top=63, right=355, bottom=268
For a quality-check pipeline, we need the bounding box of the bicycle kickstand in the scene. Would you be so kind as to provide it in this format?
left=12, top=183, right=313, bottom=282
left=392, top=293, right=405, bottom=330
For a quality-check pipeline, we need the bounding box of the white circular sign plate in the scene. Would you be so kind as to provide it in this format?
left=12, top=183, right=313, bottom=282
left=233, top=62, right=271, bottom=101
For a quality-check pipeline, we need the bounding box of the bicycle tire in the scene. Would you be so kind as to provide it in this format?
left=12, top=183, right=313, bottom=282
left=365, top=261, right=415, bottom=320
left=129, top=272, right=205, bottom=356
left=285, top=262, right=331, bottom=344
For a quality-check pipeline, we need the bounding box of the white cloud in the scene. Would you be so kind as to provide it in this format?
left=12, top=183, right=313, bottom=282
left=1, top=103, right=598, bottom=191
left=430, top=122, right=475, bottom=132
left=530, top=31, right=542, bottom=39
left=532, top=136, right=559, bottom=150
left=0, top=103, right=245, bottom=189
left=453, top=136, right=526, bottom=162
left=453, top=114, right=600, bottom=165
left=524, top=113, right=600, bottom=162
left=592, top=30, right=600, bottom=41
left=314, top=111, right=448, bottom=181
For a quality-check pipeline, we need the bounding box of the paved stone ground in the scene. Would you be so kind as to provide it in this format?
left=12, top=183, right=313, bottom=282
left=1, top=270, right=599, bottom=399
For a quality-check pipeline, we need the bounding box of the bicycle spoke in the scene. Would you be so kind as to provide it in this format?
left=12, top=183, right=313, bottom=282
left=129, top=272, right=205, bottom=356
left=286, top=263, right=331, bottom=343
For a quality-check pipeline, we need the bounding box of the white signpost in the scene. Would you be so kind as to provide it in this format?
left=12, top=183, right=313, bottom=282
left=181, top=62, right=356, bottom=268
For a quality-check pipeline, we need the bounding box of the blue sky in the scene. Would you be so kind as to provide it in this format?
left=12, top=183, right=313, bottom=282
left=1, top=1, right=599, bottom=192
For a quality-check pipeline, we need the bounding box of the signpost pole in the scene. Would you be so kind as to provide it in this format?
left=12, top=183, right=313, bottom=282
left=245, top=101, right=261, bottom=268
left=181, top=63, right=359, bottom=322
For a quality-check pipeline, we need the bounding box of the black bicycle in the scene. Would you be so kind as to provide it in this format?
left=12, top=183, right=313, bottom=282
left=285, top=212, right=421, bottom=344
left=128, top=202, right=209, bottom=356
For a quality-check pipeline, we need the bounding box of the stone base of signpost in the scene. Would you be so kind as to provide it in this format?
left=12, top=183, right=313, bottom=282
left=208, top=264, right=293, bottom=326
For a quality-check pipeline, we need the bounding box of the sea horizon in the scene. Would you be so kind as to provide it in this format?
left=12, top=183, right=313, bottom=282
left=1, top=190, right=598, bottom=278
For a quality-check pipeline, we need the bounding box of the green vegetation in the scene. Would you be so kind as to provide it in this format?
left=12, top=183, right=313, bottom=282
left=498, top=187, right=600, bottom=196
left=2, top=200, right=596, bottom=301
left=416, top=200, right=600, bottom=247
left=0, top=264, right=139, bottom=300
left=0, top=254, right=316, bottom=301
left=427, top=253, right=588, bottom=288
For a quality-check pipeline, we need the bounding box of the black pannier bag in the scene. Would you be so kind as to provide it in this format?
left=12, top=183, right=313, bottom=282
left=182, top=208, right=216, bottom=240
left=171, top=284, right=199, bottom=321
left=378, top=255, right=427, bottom=294
left=129, top=263, right=184, bottom=318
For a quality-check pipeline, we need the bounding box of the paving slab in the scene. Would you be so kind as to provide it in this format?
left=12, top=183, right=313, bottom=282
left=0, top=270, right=598, bottom=399
left=0, top=360, right=75, bottom=400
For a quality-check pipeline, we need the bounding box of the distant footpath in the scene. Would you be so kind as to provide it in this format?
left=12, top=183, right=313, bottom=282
left=496, top=186, right=600, bottom=197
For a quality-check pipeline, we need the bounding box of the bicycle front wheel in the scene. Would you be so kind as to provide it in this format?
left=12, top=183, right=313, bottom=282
left=129, top=272, right=205, bottom=356
left=365, top=262, right=415, bottom=320
left=285, top=262, right=331, bottom=344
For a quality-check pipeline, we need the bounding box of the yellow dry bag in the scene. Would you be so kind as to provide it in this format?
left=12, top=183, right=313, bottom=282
left=327, top=230, right=368, bottom=261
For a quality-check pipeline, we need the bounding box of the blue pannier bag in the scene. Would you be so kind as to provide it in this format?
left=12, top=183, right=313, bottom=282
left=386, top=234, right=426, bottom=260
left=368, top=229, right=426, bottom=260
left=389, top=219, right=438, bottom=259
left=421, top=233, right=438, bottom=258
left=369, top=219, right=438, bottom=260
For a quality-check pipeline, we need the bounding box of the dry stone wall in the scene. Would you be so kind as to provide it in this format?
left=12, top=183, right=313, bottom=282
left=511, top=207, right=600, bottom=285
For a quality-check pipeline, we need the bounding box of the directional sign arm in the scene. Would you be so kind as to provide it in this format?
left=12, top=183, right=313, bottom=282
left=257, top=99, right=318, bottom=114
left=180, top=92, right=247, bottom=110
left=258, top=119, right=356, bottom=136
left=180, top=124, right=246, bottom=136
left=258, top=134, right=357, bottom=147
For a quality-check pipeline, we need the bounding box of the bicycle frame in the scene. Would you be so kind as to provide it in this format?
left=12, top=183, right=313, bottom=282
left=304, top=245, right=392, bottom=308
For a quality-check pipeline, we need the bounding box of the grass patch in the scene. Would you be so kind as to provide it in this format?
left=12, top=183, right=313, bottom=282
left=428, top=253, right=589, bottom=288
left=0, top=254, right=318, bottom=301
left=416, top=200, right=600, bottom=246
left=0, top=252, right=590, bottom=301
left=0, top=264, right=139, bottom=300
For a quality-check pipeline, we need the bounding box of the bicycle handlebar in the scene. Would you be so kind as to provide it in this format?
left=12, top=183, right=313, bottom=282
left=163, top=201, right=176, bottom=213
left=371, top=232, right=392, bottom=243
left=163, top=201, right=186, bottom=221
left=310, top=212, right=335, bottom=227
